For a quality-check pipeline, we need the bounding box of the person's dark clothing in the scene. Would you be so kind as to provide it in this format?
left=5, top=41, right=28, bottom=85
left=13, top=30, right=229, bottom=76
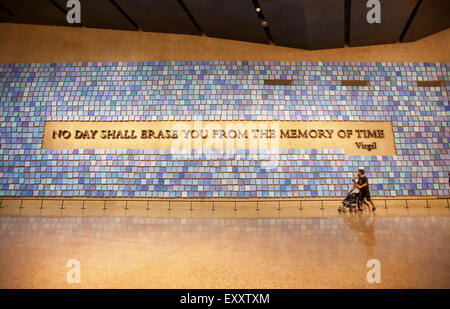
left=358, top=176, right=369, bottom=194
left=358, top=176, right=371, bottom=200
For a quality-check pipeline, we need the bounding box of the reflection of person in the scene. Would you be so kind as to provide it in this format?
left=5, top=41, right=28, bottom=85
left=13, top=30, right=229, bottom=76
left=343, top=213, right=376, bottom=257
left=356, top=169, right=376, bottom=211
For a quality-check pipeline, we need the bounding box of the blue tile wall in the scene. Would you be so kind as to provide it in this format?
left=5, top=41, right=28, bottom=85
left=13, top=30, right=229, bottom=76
left=0, top=61, right=448, bottom=198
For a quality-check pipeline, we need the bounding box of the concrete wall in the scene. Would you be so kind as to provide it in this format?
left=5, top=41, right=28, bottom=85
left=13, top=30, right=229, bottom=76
left=0, top=23, right=449, bottom=63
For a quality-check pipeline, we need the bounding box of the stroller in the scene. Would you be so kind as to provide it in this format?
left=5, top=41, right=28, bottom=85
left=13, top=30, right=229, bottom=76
left=338, top=185, right=369, bottom=213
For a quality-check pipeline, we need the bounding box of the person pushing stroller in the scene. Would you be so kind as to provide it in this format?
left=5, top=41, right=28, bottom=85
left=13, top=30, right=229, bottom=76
left=355, top=169, right=376, bottom=212
left=339, top=169, right=376, bottom=212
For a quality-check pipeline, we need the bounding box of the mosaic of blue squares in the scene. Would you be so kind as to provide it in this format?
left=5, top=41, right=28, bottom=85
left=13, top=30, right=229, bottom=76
left=0, top=61, right=448, bottom=198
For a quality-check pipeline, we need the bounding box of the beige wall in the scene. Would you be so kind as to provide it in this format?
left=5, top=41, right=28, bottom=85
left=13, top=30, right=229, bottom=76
left=0, top=23, right=449, bottom=63
left=43, top=121, right=396, bottom=156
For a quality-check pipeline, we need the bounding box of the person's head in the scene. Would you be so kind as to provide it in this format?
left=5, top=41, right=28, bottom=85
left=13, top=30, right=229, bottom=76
left=358, top=169, right=365, bottom=177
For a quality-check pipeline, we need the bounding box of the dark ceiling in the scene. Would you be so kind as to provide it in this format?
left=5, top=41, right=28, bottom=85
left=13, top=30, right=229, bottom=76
left=0, top=0, right=449, bottom=50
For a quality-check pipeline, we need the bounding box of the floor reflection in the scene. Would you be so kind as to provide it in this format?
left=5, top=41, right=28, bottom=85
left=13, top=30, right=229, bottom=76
left=343, top=214, right=376, bottom=257
left=0, top=212, right=449, bottom=288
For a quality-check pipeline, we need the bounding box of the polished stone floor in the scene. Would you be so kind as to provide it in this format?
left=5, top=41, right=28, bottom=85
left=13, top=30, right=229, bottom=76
left=0, top=202, right=449, bottom=289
